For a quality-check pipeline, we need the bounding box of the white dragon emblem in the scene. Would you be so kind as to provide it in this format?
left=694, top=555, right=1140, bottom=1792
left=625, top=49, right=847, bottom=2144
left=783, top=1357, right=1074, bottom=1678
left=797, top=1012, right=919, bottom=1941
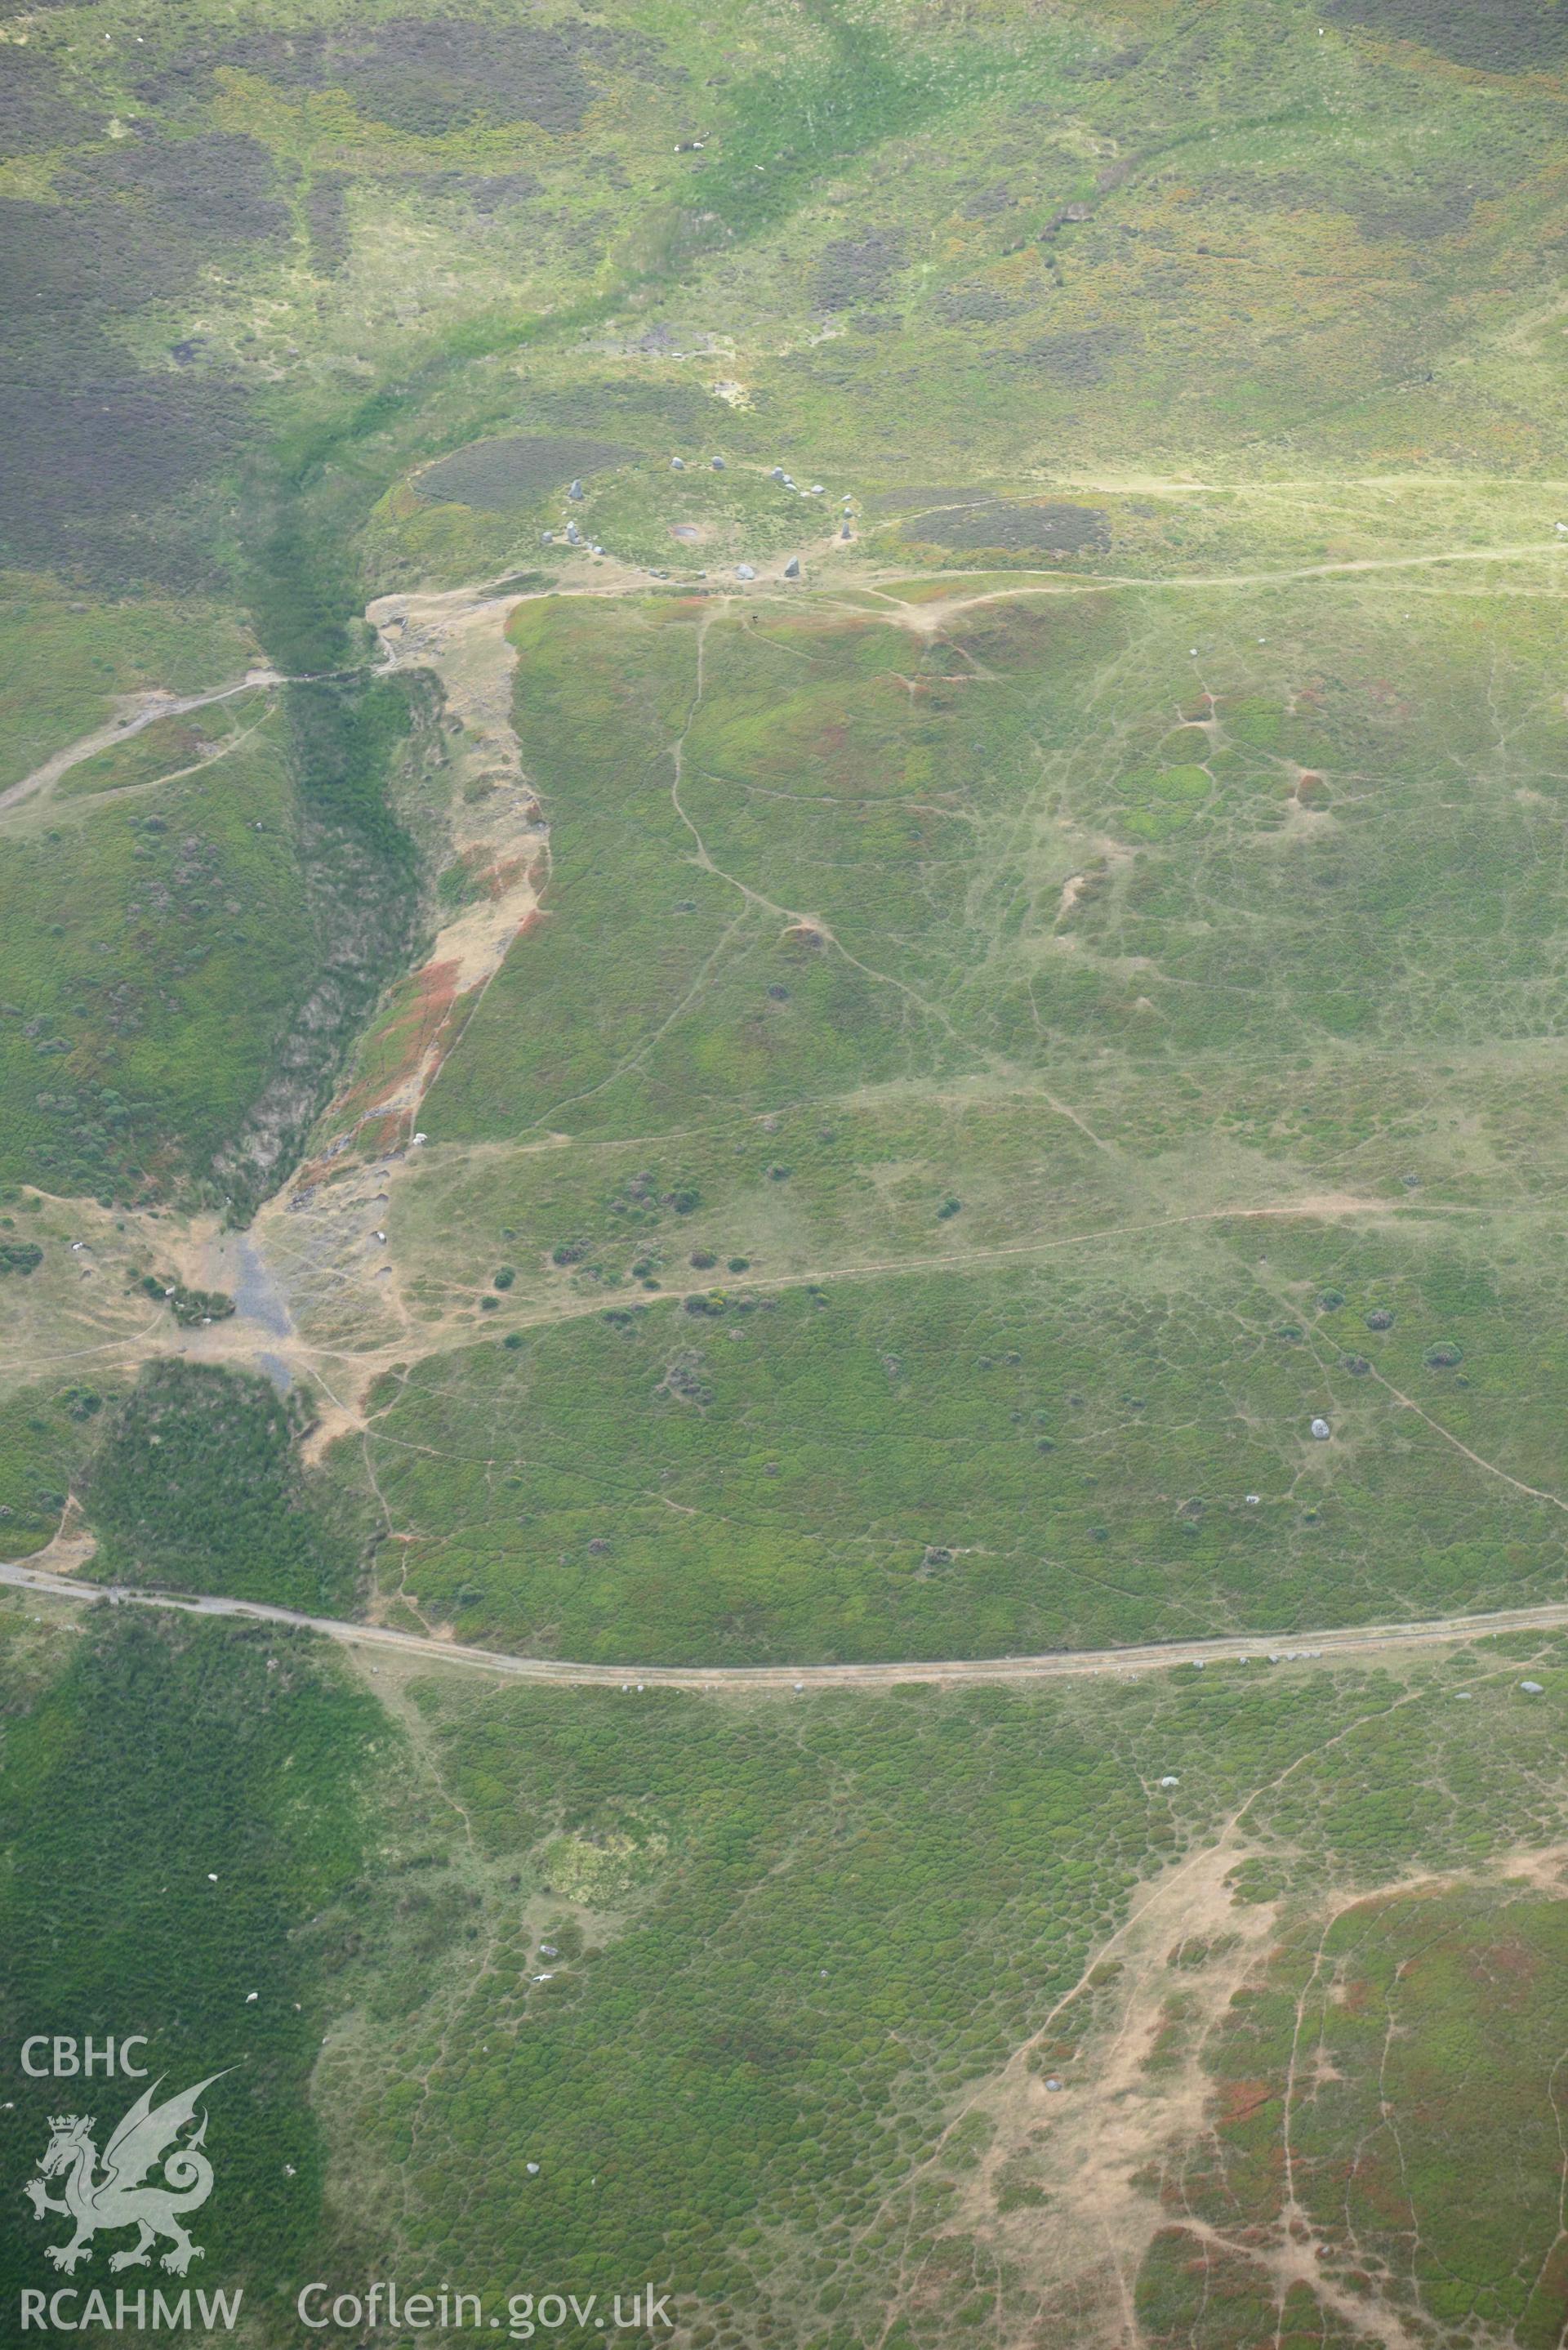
left=23, top=2073, right=225, bottom=2276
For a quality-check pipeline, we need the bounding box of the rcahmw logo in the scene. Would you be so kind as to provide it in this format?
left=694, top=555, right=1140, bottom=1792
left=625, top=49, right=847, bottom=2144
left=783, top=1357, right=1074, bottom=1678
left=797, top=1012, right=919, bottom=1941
left=16, top=2042, right=243, bottom=2332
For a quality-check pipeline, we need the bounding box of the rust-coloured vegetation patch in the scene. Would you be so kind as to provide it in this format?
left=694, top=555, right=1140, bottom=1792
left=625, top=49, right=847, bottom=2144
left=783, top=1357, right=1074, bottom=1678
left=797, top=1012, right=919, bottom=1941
left=1215, top=2077, right=1276, bottom=2127
left=1143, top=1875, right=1568, bottom=2346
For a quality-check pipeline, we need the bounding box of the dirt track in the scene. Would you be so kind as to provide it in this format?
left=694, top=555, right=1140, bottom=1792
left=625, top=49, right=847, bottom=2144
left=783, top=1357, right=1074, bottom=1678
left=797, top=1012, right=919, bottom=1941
left=0, top=669, right=287, bottom=816
left=5, top=1558, right=1566, bottom=1691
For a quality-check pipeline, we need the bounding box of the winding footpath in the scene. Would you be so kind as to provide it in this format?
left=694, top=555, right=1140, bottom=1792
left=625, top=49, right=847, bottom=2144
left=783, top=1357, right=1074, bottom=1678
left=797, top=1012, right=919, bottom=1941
left=3, top=1558, right=1566, bottom=1692
left=0, top=671, right=287, bottom=816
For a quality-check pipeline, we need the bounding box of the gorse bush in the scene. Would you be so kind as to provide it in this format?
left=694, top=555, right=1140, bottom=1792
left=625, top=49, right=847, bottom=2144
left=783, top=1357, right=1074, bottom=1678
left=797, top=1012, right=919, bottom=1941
left=84, top=1362, right=361, bottom=1612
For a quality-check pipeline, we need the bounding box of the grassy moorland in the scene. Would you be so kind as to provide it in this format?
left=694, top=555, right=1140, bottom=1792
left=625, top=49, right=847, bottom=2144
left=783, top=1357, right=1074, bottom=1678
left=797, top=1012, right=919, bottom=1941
left=426, top=581, right=1568, bottom=1145
left=349, top=1632, right=1568, bottom=2350
left=1138, top=1875, right=1568, bottom=2348
left=11, top=0, right=1568, bottom=2339
left=8, top=1597, right=1568, bottom=2350
left=353, top=1216, right=1568, bottom=1662
left=324, top=571, right=1568, bottom=1661
left=0, top=729, right=314, bottom=1202
left=6, top=0, right=1568, bottom=1210
left=0, top=585, right=256, bottom=796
